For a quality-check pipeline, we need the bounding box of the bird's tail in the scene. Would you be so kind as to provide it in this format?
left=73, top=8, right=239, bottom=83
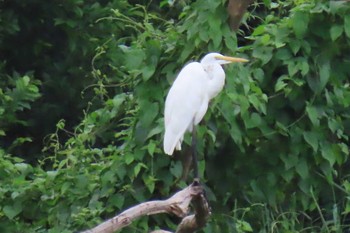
left=163, top=129, right=183, bottom=156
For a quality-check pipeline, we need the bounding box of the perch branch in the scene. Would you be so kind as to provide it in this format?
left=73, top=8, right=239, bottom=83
left=175, top=190, right=211, bottom=233
left=81, top=182, right=204, bottom=233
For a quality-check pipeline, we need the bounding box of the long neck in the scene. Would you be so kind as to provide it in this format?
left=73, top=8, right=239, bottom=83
left=203, top=63, right=226, bottom=99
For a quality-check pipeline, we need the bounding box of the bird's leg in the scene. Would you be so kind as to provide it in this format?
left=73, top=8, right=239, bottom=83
left=192, top=126, right=199, bottom=180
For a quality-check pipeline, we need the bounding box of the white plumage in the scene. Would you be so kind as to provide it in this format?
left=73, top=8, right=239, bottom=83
left=163, top=52, right=248, bottom=155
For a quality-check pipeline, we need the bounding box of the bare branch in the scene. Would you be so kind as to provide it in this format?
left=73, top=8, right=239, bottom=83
left=175, top=191, right=211, bottom=233
left=81, top=182, right=204, bottom=233
left=227, top=0, right=254, bottom=31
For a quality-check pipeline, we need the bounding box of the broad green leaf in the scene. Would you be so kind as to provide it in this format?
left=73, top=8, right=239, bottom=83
left=339, top=143, right=349, bottom=156
left=101, top=170, right=115, bottom=185
left=237, top=220, right=253, bottom=232
left=141, top=65, right=156, bottom=81
left=108, top=194, right=125, bottom=210
left=134, top=163, right=147, bottom=177
left=229, top=119, right=242, bottom=145
left=138, top=102, right=159, bottom=134
left=170, top=161, right=182, bottom=178
left=143, top=175, right=156, bottom=193
left=275, top=76, right=288, bottom=92
left=125, top=153, right=134, bottom=165
left=345, top=15, right=350, bottom=37
left=244, top=112, right=262, bottom=129
left=15, top=163, right=33, bottom=176
left=303, top=131, right=318, bottom=152
left=288, top=61, right=298, bottom=77
left=306, top=105, right=320, bottom=126
left=252, top=25, right=265, bottom=36
left=146, top=125, right=163, bottom=139
left=252, top=46, right=273, bottom=65
left=300, top=60, right=309, bottom=76
left=321, top=143, right=336, bottom=166
left=281, top=154, right=298, bottom=170
left=261, top=34, right=271, bottom=45
left=328, top=118, right=341, bottom=133
left=248, top=95, right=262, bottom=112
left=289, top=40, right=301, bottom=55
left=296, top=159, right=309, bottom=179
left=292, top=11, right=309, bottom=38
left=147, top=141, right=156, bottom=156
left=319, top=62, right=330, bottom=91
left=262, top=0, right=271, bottom=7
left=275, top=48, right=292, bottom=60
left=224, top=33, right=237, bottom=52
left=275, top=121, right=288, bottom=136
left=122, top=47, right=145, bottom=70
left=3, top=203, right=23, bottom=219
left=330, top=25, right=343, bottom=41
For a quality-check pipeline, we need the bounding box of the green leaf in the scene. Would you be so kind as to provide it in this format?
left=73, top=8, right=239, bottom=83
left=296, top=159, right=309, bottom=179
left=141, top=65, right=156, bottom=81
left=261, top=34, right=271, bottom=45
left=289, top=40, right=301, bottom=55
left=303, top=131, right=318, bottom=152
left=229, top=119, right=242, bottom=145
left=134, top=163, right=146, bottom=177
left=287, top=61, right=298, bottom=77
left=252, top=46, right=273, bottom=65
left=140, top=102, right=159, bottom=127
left=328, top=118, right=341, bottom=133
left=275, top=76, right=288, bottom=92
left=275, top=121, right=288, bottom=136
left=301, top=60, right=309, bottom=76
left=248, top=95, right=262, bottom=112
left=281, top=154, right=298, bottom=170
left=15, top=163, right=33, bottom=176
left=143, top=175, right=156, bottom=193
left=339, top=143, right=349, bottom=156
left=147, top=141, right=156, bottom=156
left=122, top=47, right=145, bottom=70
left=108, top=194, right=125, bottom=210
left=3, top=203, right=23, bottom=219
left=330, top=25, right=343, bottom=41
left=101, top=170, right=115, bottom=186
left=275, top=48, right=292, bottom=60
left=125, top=153, right=134, bottom=165
left=319, top=62, right=330, bottom=91
left=321, top=143, right=336, bottom=166
left=306, top=105, right=320, bottom=126
left=0, top=130, right=6, bottom=136
left=252, top=25, right=265, bottom=36
left=236, top=220, right=253, bottom=232
left=292, top=11, right=309, bottom=38
left=170, top=161, right=182, bottom=178
left=244, top=112, right=262, bottom=129
left=345, top=15, right=350, bottom=38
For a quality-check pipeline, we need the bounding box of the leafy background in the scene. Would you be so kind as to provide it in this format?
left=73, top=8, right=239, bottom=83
left=1, top=0, right=350, bottom=232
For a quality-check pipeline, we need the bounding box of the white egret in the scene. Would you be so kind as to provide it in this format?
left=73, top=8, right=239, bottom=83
left=163, top=52, right=248, bottom=177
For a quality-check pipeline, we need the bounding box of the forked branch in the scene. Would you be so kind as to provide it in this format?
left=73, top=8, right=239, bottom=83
left=81, top=180, right=210, bottom=233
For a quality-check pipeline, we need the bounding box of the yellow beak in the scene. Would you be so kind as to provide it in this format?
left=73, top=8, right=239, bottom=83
left=215, top=55, right=249, bottom=63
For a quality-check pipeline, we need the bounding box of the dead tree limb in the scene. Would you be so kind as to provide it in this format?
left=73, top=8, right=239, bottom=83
left=227, top=0, right=254, bottom=31
left=81, top=180, right=210, bottom=233
left=175, top=191, right=210, bottom=233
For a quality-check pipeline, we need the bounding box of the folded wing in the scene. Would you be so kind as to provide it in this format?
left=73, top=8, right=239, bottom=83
left=163, top=62, right=209, bottom=155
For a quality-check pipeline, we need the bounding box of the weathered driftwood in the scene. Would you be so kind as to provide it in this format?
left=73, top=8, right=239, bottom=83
left=81, top=180, right=210, bottom=233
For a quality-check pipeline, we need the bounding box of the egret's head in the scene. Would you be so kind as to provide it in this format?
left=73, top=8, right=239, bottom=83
left=200, top=52, right=249, bottom=65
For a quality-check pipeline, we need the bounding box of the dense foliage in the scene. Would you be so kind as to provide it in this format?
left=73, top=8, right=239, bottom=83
left=1, top=0, right=350, bottom=232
